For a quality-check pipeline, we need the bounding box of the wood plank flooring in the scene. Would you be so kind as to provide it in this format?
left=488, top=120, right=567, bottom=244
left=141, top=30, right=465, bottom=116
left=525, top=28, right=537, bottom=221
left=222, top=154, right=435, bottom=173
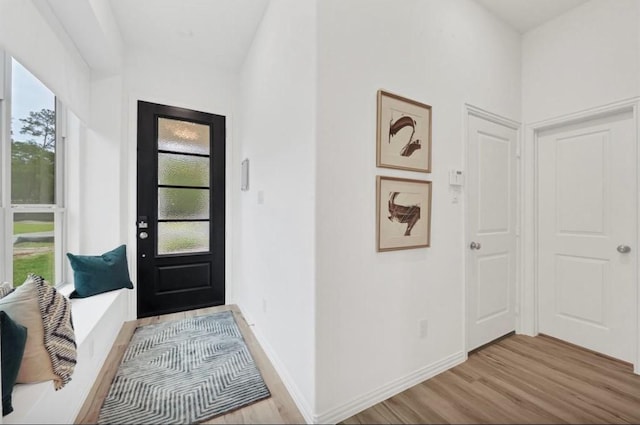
left=75, top=304, right=305, bottom=424
left=342, top=334, right=640, bottom=424
left=76, top=310, right=640, bottom=425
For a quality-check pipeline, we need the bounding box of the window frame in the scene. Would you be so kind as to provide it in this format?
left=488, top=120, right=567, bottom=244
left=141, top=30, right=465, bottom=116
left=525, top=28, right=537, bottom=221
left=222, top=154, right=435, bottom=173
left=0, top=53, right=67, bottom=287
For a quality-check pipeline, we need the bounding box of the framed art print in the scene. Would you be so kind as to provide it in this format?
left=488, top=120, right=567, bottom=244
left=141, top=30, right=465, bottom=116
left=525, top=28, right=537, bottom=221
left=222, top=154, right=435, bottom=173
left=377, top=90, right=432, bottom=173
left=377, top=176, right=432, bottom=251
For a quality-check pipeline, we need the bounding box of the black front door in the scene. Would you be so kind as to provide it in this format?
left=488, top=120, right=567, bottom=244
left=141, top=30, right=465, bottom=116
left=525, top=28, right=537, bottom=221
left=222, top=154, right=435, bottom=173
left=136, top=101, right=225, bottom=318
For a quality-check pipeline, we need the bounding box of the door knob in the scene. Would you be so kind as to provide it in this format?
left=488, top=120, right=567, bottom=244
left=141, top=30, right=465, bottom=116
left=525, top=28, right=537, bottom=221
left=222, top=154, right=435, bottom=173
left=470, top=241, right=481, bottom=250
left=617, top=245, right=631, bottom=253
left=139, top=232, right=149, bottom=240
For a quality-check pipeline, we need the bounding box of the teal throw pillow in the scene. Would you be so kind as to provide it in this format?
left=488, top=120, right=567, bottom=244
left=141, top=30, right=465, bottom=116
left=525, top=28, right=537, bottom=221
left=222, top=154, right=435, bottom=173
left=67, top=245, right=134, bottom=299
left=1, top=311, right=28, bottom=416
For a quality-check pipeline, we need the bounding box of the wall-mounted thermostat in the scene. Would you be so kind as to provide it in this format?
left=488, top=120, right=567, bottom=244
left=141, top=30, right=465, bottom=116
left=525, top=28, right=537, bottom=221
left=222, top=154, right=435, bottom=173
left=241, top=159, right=250, bottom=191
left=449, top=169, right=464, bottom=186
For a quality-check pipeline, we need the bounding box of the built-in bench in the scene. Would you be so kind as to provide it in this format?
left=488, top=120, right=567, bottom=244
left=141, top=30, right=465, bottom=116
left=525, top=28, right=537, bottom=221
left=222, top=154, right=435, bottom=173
left=4, top=287, right=129, bottom=424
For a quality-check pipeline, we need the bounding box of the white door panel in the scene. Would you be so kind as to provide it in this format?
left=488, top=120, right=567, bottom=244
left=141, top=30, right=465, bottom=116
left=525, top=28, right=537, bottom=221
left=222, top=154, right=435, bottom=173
left=467, top=114, right=518, bottom=351
left=538, top=111, right=636, bottom=363
left=478, top=135, right=511, bottom=233
left=476, top=252, right=511, bottom=322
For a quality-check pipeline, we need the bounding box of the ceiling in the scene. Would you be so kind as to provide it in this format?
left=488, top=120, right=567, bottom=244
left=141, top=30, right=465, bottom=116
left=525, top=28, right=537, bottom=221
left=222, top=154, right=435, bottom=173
left=108, top=0, right=270, bottom=72
left=103, top=0, right=587, bottom=74
left=476, top=0, right=588, bottom=33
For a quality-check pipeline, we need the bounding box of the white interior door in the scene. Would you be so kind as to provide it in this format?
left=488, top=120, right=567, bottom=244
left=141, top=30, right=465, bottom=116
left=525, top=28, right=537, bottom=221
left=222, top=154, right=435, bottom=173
left=467, top=113, right=518, bottom=351
left=537, top=110, right=636, bottom=363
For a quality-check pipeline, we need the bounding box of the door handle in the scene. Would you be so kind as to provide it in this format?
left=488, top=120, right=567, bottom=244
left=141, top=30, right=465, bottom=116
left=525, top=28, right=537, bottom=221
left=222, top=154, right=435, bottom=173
left=617, top=245, right=631, bottom=253
left=470, top=241, right=481, bottom=250
left=139, top=232, right=149, bottom=240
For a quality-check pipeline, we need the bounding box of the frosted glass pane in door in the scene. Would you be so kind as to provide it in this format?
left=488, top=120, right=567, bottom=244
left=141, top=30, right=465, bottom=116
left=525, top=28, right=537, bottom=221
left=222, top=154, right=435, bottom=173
left=158, top=118, right=210, bottom=155
left=158, top=153, right=209, bottom=187
left=157, top=222, right=209, bottom=255
left=158, top=188, right=209, bottom=220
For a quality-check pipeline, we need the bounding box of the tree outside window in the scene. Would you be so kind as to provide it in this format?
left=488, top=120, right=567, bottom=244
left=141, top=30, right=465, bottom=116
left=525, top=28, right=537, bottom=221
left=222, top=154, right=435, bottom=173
left=12, top=107, right=56, bottom=204
left=10, top=58, right=59, bottom=286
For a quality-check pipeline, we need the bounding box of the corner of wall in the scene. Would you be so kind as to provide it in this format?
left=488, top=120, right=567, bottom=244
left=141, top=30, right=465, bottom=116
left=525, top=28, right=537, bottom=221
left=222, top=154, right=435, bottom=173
left=233, top=0, right=317, bottom=420
left=238, top=304, right=315, bottom=424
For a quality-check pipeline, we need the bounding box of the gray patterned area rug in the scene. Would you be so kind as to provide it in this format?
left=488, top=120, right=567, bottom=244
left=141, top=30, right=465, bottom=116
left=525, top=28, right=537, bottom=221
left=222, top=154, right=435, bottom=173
left=98, top=310, right=270, bottom=424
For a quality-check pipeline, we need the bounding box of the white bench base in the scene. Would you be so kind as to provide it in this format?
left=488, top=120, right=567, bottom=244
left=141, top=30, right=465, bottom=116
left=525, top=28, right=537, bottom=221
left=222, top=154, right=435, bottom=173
left=4, top=288, right=129, bottom=424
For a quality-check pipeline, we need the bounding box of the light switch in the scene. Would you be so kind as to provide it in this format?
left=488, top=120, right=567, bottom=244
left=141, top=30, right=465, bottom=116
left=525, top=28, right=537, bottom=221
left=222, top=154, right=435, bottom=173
left=449, top=169, right=464, bottom=186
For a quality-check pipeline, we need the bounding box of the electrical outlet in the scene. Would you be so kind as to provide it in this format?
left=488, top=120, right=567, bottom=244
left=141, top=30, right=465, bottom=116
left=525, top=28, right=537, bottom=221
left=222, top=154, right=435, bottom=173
left=419, top=319, right=428, bottom=338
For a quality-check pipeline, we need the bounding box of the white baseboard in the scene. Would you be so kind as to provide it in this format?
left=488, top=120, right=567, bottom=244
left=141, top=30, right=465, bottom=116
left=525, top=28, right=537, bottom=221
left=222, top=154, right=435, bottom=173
left=314, top=350, right=467, bottom=424
left=238, top=304, right=315, bottom=424
left=229, top=304, right=467, bottom=424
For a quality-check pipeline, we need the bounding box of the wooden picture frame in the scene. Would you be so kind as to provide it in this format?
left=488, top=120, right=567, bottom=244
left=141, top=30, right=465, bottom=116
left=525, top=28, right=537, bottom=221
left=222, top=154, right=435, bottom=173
left=377, top=176, right=432, bottom=251
left=376, top=90, right=432, bottom=173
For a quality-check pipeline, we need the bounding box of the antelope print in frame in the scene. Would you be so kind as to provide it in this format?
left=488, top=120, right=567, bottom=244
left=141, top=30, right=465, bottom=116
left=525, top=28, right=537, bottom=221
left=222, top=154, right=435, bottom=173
left=377, top=176, right=432, bottom=251
left=377, top=90, right=432, bottom=173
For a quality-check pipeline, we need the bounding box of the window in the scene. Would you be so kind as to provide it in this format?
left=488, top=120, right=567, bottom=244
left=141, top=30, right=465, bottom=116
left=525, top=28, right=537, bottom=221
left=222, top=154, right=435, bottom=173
left=2, top=57, right=65, bottom=286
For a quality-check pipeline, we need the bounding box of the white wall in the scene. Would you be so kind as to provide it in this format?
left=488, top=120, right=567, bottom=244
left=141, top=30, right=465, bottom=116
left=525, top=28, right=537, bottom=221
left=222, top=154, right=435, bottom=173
left=314, top=0, right=521, bottom=421
left=64, top=109, right=84, bottom=280
left=123, top=48, right=237, bottom=318
left=233, top=0, right=317, bottom=420
left=0, top=0, right=90, bottom=123
left=79, top=74, right=125, bottom=255
left=45, top=0, right=125, bottom=76
left=522, top=0, right=640, bottom=123
left=124, top=48, right=237, bottom=117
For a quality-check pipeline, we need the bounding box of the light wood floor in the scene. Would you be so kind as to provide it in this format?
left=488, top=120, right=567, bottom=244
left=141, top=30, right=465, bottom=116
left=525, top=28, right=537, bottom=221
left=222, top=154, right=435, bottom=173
left=75, top=304, right=305, bottom=424
left=342, top=334, right=640, bottom=424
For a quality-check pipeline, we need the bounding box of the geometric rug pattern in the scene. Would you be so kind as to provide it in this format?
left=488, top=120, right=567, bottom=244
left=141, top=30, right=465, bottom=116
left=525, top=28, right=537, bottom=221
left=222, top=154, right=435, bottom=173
left=98, top=311, right=270, bottom=424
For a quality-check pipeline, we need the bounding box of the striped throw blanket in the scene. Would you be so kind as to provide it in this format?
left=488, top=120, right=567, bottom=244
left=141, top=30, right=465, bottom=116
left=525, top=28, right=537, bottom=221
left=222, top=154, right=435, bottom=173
left=31, top=274, right=77, bottom=390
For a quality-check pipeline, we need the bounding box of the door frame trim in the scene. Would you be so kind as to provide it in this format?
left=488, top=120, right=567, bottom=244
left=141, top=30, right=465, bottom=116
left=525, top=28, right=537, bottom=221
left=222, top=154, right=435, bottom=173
left=463, top=104, right=521, bottom=354
left=522, top=97, right=640, bottom=373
